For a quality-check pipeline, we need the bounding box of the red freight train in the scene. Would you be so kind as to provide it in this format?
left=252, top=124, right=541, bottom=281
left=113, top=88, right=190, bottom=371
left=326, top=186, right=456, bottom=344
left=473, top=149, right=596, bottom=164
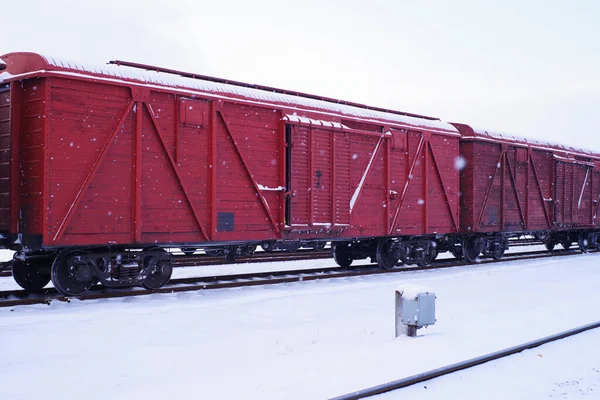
left=0, top=52, right=597, bottom=295
left=455, top=124, right=600, bottom=260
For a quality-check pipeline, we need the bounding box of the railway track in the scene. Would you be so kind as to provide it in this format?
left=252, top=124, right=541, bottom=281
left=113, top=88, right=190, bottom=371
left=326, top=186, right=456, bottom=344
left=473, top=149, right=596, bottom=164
left=0, top=248, right=332, bottom=277
left=331, top=320, right=600, bottom=399
left=0, top=247, right=591, bottom=309
left=0, top=239, right=543, bottom=278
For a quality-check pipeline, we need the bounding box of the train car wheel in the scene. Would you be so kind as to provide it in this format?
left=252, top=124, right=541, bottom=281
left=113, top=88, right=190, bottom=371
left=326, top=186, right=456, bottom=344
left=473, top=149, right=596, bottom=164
left=561, top=239, right=571, bottom=250
left=545, top=239, right=555, bottom=251
left=451, top=246, right=464, bottom=260
left=578, top=233, right=590, bottom=253
left=333, top=244, right=353, bottom=268
left=376, top=240, right=398, bottom=269
left=463, top=236, right=483, bottom=262
left=51, top=250, right=95, bottom=296
left=12, top=258, right=52, bottom=292
left=417, top=244, right=437, bottom=267
left=491, top=245, right=506, bottom=260
left=142, top=260, right=173, bottom=290
left=142, top=249, right=173, bottom=290
left=430, top=244, right=438, bottom=261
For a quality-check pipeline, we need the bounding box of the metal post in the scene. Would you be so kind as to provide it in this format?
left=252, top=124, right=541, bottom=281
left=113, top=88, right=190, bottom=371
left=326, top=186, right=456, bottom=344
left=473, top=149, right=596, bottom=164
left=395, top=290, right=416, bottom=337
left=395, top=290, right=402, bottom=338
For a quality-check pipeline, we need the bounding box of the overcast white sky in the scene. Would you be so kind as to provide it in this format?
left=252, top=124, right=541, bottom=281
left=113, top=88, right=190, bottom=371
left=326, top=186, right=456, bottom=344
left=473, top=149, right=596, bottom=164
left=3, top=0, right=599, bottom=148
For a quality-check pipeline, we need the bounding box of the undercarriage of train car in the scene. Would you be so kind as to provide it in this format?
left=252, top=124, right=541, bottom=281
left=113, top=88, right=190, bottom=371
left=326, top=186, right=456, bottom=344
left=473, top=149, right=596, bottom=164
left=8, top=247, right=174, bottom=296
left=2, top=239, right=331, bottom=296
left=3, top=227, right=598, bottom=296
left=330, top=229, right=600, bottom=270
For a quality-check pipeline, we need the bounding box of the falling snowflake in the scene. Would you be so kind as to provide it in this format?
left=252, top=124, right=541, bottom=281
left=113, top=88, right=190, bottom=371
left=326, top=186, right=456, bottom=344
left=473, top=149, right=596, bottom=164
left=454, top=156, right=467, bottom=171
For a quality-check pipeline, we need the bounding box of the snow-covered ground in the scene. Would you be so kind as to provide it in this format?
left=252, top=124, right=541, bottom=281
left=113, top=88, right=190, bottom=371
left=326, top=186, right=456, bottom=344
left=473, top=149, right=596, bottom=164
left=1, top=250, right=599, bottom=399
left=378, top=327, right=600, bottom=399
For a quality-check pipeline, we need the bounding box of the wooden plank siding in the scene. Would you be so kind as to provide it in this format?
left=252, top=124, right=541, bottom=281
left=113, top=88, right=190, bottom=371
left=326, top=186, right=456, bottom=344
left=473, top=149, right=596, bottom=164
left=0, top=85, right=10, bottom=232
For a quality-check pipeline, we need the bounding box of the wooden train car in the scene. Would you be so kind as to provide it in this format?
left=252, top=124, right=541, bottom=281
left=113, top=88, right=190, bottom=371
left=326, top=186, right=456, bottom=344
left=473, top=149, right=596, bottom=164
left=1, top=52, right=599, bottom=295
left=454, top=123, right=600, bottom=260
left=0, top=52, right=460, bottom=294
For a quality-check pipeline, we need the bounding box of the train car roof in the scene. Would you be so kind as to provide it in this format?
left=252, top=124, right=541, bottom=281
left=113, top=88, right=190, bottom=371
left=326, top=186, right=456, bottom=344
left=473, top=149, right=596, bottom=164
left=454, top=122, right=600, bottom=161
left=0, top=52, right=458, bottom=134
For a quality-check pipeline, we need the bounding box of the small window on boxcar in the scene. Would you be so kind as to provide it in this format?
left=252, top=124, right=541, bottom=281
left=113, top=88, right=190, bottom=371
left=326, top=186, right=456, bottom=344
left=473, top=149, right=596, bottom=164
left=391, top=129, right=407, bottom=151
left=179, top=98, right=209, bottom=127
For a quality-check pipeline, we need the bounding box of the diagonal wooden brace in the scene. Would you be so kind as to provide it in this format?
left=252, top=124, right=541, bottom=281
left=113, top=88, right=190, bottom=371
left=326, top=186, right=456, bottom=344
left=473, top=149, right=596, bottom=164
left=52, top=100, right=135, bottom=244
left=145, top=103, right=210, bottom=240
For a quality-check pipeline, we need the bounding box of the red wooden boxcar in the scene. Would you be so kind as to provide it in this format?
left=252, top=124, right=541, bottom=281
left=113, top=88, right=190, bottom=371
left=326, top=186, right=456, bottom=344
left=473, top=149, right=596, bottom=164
left=454, top=123, right=600, bottom=260
left=0, top=52, right=461, bottom=294
left=2, top=52, right=598, bottom=295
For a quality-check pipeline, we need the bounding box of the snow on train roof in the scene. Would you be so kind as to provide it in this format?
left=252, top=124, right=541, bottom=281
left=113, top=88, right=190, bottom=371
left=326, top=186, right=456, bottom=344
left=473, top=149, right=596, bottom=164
left=0, top=53, right=457, bottom=133
left=472, top=127, right=600, bottom=158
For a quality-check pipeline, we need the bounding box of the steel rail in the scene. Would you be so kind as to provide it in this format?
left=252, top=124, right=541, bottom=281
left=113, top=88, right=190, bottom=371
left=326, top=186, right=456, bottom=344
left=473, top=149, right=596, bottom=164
left=0, top=248, right=592, bottom=308
left=330, top=321, right=600, bottom=400
left=0, top=239, right=544, bottom=278
left=0, top=248, right=331, bottom=277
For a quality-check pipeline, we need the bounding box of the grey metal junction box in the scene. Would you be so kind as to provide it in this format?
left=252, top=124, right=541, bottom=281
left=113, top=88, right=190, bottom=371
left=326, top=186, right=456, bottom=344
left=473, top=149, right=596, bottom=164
left=395, top=290, right=436, bottom=337
left=402, top=292, right=436, bottom=327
